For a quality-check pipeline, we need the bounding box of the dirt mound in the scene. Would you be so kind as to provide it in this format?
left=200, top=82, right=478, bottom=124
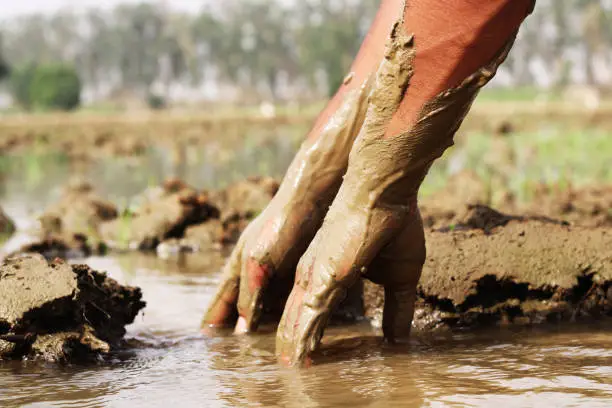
left=0, top=207, right=15, bottom=241
left=420, top=175, right=610, bottom=229
left=12, top=236, right=89, bottom=261
left=524, top=184, right=612, bottom=227
left=101, top=185, right=219, bottom=251
left=213, top=176, right=279, bottom=219
left=364, top=216, right=611, bottom=330
left=36, top=178, right=118, bottom=254
left=156, top=220, right=224, bottom=259
left=0, top=254, right=145, bottom=362
left=156, top=177, right=279, bottom=258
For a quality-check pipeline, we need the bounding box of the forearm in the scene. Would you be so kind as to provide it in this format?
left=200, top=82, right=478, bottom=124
left=305, top=0, right=404, bottom=142
left=387, top=0, right=535, bottom=135
left=347, top=0, right=536, bottom=204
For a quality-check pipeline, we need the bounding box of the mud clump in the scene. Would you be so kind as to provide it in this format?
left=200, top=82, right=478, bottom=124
left=0, top=254, right=145, bottom=362
left=156, top=177, right=278, bottom=258
left=364, top=210, right=612, bottom=330
left=157, top=220, right=224, bottom=259
left=420, top=174, right=611, bottom=229
left=4, top=179, right=118, bottom=260
left=213, top=176, right=279, bottom=219
left=101, top=182, right=219, bottom=251
left=26, top=178, right=119, bottom=259
left=212, top=176, right=279, bottom=243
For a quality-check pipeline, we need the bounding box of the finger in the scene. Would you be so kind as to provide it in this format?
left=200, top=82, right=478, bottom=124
left=275, top=24, right=416, bottom=365
left=202, top=237, right=244, bottom=329
left=367, top=207, right=425, bottom=343
left=275, top=218, right=371, bottom=366
left=229, top=211, right=287, bottom=333
left=235, top=256, right=274, bottom=333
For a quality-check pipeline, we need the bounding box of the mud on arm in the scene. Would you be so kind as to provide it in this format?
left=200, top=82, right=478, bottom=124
left=276, top=0, right=536, bottom=366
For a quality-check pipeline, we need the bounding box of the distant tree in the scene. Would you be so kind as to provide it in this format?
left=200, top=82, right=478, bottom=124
left=25, top=64, right=81, bottom=111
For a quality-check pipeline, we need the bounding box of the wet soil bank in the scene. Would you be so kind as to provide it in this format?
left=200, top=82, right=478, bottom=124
left=4, top=176, right=610, bottom=332
left=3, top=177, right=278, bottom=260
left=0, top=254, right=145, bottom=362
left=12, top=175, right=609, bottom=261
left=364, top=206, right=612, bottom=330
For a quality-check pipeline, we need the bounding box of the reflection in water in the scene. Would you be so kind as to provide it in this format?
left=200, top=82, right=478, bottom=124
left=1, top=142, right=612, bottom=407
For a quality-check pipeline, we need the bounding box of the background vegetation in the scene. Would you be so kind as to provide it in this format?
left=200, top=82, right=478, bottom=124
left=0, top=0, right=610, bottom=108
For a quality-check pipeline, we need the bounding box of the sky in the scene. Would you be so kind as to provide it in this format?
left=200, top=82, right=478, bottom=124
left=0, top=0, right=205, bottom=18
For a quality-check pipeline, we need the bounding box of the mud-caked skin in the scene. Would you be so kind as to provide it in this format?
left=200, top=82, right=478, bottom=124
left=275, top=14, right=523, bottom=365
left=203, top=77, right=373, bottom=332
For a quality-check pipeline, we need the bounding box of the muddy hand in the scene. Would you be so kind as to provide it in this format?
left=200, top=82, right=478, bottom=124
left=276, top=25, right=421, bottom=364
left=202, top=0, right=406, bottom=333
left=276, top=0, right=534, bottom=365
left=202, top=78, right=372, bottom=333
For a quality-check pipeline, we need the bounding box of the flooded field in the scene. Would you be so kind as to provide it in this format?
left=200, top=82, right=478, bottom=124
left=1, top=252, right=611, bottom=407
left=1, top=121, right=611, bottom=407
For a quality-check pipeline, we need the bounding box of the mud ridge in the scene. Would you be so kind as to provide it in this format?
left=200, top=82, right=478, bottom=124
left=364, top=206, right=611, bottom=330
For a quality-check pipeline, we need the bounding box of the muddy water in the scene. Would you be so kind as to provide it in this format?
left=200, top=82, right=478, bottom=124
left=1, top=150, right=612, bottom=407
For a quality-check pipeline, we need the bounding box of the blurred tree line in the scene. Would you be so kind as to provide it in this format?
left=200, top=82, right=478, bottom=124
left=0, top=0, right=610, bottom=109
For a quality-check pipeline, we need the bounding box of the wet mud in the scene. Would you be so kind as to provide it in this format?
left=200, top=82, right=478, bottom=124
left=0, top=254, right=145, bottom=362
left=100, top=180, right=219, bottom=251
left=38, top=179, right=118, bottom=253
left=5, top=174, right=610, bottom=335
left=3, top=179, right=118, bottom=260
left=156, top=177, right=278, bottom=259
left=364, top=205, right=612, bottom=330
left=6, top=177, right=277, bottom=260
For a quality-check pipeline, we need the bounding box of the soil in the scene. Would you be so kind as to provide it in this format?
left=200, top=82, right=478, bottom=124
left=100, top=181, right=219, bottom=251
left=212, top=176, right=279, bottom=218
left=419, top=170, right=492, bottom=229
left=419, top=172, right=612, bottom=229
left=523, top=184, right=612, bottom=227
left=363, top=205, right=612, bottom=330
left=0, top=254, right=145, bottom=362
left=156, top=177, right=279, bottom=258
left=0, top=114, right=311, bottom=162
left=5, top=177, right=278, bottom=260
left=2, top=179, right=119, bottom=260
left=37, top=178, right=118, bottom=254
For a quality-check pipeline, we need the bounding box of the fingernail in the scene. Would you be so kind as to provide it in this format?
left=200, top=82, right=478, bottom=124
left=234, top=316, right=248, bottom=334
